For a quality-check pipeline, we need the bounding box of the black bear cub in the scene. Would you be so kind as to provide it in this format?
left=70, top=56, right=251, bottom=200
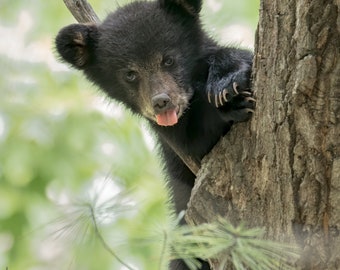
left=56, top=0, right=254, bottom=268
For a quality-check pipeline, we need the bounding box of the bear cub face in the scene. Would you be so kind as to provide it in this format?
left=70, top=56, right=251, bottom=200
left=56, top=0, right=205, bottom=126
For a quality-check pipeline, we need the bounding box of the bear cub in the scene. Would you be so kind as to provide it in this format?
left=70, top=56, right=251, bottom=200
left=56, top=0, right=254, bottom=269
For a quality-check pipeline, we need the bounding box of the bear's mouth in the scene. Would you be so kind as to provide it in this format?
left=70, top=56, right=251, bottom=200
left=155, top=106, right=180, bottom=126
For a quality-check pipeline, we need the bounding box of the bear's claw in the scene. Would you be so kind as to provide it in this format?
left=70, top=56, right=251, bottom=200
left=208, top=82, right=241, bottom=108
left=207, top=87, right=255, bottom=108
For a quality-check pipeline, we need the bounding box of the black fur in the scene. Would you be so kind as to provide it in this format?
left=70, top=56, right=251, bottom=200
left=56, top=0, right=254, bottom=269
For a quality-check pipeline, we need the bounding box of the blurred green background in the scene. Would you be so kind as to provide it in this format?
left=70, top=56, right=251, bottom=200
left=0, top=0, right=259, bottom=269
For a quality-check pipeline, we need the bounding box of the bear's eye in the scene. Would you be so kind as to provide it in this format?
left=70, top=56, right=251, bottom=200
left=125, top=71, right=138, bottom=82
left=163, top=56, right=174, bottom=67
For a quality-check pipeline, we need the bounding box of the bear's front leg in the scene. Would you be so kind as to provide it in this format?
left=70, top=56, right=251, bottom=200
left=206, top=67, right=256, bottom=123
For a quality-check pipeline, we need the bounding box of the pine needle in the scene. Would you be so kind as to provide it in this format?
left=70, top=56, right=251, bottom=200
left=167, top=217, right=300, bottom=270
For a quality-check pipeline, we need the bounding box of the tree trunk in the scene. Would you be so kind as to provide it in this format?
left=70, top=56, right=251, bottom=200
left=186, top=0, right=340, bottom=269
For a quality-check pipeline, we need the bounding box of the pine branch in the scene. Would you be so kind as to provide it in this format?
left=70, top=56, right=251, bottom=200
left=89, top=204, right=136, bottom=270
left=168, top=218, right=300, bottom=270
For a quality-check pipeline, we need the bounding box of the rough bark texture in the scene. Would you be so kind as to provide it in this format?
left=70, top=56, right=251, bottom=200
left=186, top=0, right=340, bottom=269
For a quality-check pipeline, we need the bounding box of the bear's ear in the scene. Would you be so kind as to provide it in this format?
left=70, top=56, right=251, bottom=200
left=55, top=23, right=99, bottom=69
left=159, top=0, right=202, bottom=16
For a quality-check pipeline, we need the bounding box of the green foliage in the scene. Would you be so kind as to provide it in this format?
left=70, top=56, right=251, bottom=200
left=0, top=0, right=261, bottom=269
left=40, top=196, right=300, bottom=270
left=202, top=0, right=259, bottom=31
left=167, top=218, right=299, bottom=270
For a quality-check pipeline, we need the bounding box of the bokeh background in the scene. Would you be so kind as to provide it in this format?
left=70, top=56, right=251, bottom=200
left=0, top=0, right=259, bottom=269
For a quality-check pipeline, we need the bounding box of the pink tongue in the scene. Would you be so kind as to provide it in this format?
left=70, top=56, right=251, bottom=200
left=156, top=109, right=178, bottom=126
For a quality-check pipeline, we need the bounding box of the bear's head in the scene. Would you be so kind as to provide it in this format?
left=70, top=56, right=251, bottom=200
left=56, top=0, right=205, bottom=126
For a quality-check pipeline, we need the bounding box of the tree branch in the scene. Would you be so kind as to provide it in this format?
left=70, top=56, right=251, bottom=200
left=63, top=0, right=100, bottom=24
left=160, top=134, right=201, bottom=175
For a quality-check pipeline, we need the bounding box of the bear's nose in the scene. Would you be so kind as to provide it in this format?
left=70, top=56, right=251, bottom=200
left=151, top=93, right=171, bottom=113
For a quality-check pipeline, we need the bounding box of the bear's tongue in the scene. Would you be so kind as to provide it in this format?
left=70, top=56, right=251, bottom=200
left=156, top=109, right=178, bottom=126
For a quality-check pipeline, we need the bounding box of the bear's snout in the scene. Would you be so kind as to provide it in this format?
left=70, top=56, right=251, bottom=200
left=151, top=93, right=172, bottom=114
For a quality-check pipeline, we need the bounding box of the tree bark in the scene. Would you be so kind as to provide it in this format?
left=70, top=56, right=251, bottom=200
left=186, top=0, right=340, bottom=269
left=63, top=0, right=100, bottom=24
